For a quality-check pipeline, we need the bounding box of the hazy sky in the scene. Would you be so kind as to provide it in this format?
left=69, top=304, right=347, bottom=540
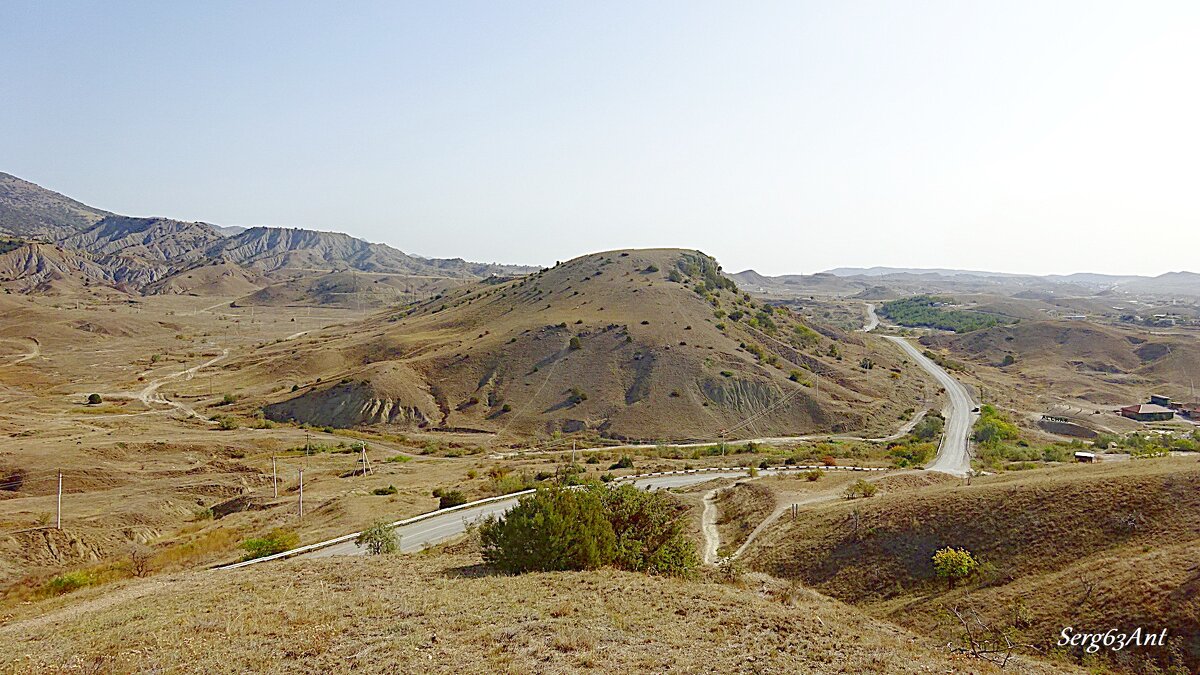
left=2, top=2, right=1198, bottom=276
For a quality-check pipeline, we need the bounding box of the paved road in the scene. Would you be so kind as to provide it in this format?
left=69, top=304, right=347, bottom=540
left=307, top=497, right=519, bottom=558
left=882, top=335, right=976, bottom=475
left=304, top=471, right=752, bottom=559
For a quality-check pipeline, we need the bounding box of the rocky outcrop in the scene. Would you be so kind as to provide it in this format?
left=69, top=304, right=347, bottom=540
left=263, top=365, right=439, bottom=428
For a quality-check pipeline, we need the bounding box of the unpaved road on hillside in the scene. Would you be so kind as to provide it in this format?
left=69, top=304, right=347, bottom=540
left=135, top=348, right=230, bottom=419
left=858, top=303, right=880, bottom=332
left=0, top=337, right=40, bottom=366
left=881, top=336, right=975, bottom=475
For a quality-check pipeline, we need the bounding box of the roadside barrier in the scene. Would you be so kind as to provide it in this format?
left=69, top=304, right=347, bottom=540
left=218, top=463, right=889, bottom=570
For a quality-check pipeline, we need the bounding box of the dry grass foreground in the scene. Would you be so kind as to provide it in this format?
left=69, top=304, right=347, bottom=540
left=0, top=544, right=1079, bottom=674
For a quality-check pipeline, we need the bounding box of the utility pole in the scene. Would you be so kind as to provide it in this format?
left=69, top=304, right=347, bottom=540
left=56, top=472, right=62, bottom=529
left=306, top=431, right=311, bottom=457
left=360, top=442, right=371, bottom=476
left=272, top=456, right=278, bottom=498
left=571, top=440, right=576, bottom=465
left=298, top=469, right=304, bottom=520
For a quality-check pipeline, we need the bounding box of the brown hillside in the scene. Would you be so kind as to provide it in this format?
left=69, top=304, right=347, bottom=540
left=923, top=320, right=1200, bottom=404
left=245, top=249, right=922, bottom=443
left=0, top=243, right=121, bottom=295
left=142, top=261, right=265, bottom=297
left=237, top=270, right=465, bottom=309
left=743, top=459, right=1200, bottom=671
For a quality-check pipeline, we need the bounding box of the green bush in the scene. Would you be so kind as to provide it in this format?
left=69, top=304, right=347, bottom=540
left=972, top=405, right=1019, bottom=446
left=437, top=490, right=469, bottom=509
left=87, top=393, right=102, bottom=405
left=889, top=441, right=936, bottom=468
left=609, top=455, right=634, bottom=470
left=355, top=520, right=399, bottom=555
left=373, top=485, right=398, bottom=496
left=44, top=571, right=92, bottom=596
left=480, top=485, right=696, bottom=576
left=1041, top=445, right=1072, bottom=463
left=480, top=486, right=615, bottom=573
left=600, top=484, right=697, bottom=575
left=568, top=336, right=582, bottom=350
left=241, top=528, right=300, bottom=561
left=932, top=546, right=978, bottom=588
left=842, top=479, right=878, bottom=500
left=909, top=413, right=944, bottom=441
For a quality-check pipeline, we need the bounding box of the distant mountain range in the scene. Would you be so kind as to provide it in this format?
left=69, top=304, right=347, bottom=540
left=732, top=265, right=1200, bottom=299
left=0, top=172, right=535, bottom=294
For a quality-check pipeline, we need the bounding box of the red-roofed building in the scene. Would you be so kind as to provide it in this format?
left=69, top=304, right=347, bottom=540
left=1120, top=404, right=1175, bottom=422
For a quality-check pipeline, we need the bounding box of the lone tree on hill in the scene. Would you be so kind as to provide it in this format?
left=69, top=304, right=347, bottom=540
left=932, top=547, right=979, bottom=588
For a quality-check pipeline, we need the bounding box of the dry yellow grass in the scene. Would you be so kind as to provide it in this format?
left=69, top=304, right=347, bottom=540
left=0, top=545, right=1078, bottom=674
left=713, top=481, right=776, bottom=557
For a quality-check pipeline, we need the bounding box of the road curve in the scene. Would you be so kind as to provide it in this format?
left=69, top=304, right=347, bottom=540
left=304, top=470, right=755, bottom=560
left=858, top=303, right=880, bottom=332
left=882, top=335, right=975, bottom=475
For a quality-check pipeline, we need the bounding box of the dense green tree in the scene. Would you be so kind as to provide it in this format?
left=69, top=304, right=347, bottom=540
left=480, top=486, right=615, bottom=573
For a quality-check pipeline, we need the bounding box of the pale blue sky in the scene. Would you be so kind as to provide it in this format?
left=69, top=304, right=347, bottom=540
left=2, top=2, right=1198, bottom=276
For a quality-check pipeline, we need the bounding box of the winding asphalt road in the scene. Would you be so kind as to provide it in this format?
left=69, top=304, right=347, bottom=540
left=881, top=335, right=975, bottom=475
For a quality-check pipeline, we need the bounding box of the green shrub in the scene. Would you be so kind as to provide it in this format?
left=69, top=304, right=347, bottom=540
left=909, top=413, right=944, bottom=441
left=972, top=405, right=1020, bottom=446
left=373, top=485, right=398, bottom=496
left=600, top=484, right=697, bottom=575
left=842, top=479, right=878, bottom=500
left=480, top=485, right=696, bottom=576
left=437, top=490, right=469, bottom=509
left=932, top=546, right=978, bottom=588
left=44, top=571, right=92, bottom=596
left=87, top=393, right=102, bottom=405
left=568, top=336, right=582, bottom=350
left=355, top=520, right=399, bottom=555
left=1041, top=445, right=1072, bottom=463
left=480, top=486, right=615, bottom=573
left=880, top=296, right=1012, bottom=333
left=889, top=441, right=935, bottom=468
left=240, top=528, right=300, bottom=561
left=609, top=455, right=634, bottom=470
